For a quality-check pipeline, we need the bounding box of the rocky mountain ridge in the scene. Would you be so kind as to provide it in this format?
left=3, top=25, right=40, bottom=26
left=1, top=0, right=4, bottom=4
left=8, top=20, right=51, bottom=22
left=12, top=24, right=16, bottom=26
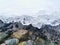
left=0, top=19, right=60, bottom=45
left=0, top=15, right=60, bottom=28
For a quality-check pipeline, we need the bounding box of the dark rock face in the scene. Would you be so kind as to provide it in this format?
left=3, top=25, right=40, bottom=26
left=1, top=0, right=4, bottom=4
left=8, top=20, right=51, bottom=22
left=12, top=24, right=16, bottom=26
left=0, top=20, right=4, bottom=28
left=23, top=24, right=40, bottom=32
left=23, top=24, right=60, bottom=41
left=0, top=22, right=23, bottom=33
left=40, top=24, right=60, bottom=42
left=0, top=20, right=4, bottom=23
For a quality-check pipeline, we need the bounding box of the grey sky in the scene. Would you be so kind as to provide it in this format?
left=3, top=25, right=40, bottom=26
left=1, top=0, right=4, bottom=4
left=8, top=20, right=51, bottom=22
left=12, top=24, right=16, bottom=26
left=0, top=0, right=60, bottom=16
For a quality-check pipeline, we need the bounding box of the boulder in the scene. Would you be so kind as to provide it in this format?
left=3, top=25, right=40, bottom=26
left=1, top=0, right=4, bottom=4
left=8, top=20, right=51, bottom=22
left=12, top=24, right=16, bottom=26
left=11, top=29, right=28, bottom=40
left=18, top=41, right=26, bottom=45
left=18, top=40, right=36, bottom=45
left=35, top=37, right=55, bottom=45
left=1, top=43, right=6, bottom=45
left=5, top=38, right=19, bottom=45
left=0, top=33, right=8, bottom=43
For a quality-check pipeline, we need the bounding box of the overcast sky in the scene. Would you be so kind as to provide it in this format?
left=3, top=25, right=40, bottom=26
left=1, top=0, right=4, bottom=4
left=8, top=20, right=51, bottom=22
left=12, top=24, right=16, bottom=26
left=0, top=0, right=60, bottom=16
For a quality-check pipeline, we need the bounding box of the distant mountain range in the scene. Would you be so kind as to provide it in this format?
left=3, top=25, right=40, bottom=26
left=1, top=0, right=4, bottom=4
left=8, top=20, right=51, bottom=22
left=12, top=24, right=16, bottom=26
left=0, top=15, right=60, bottom=29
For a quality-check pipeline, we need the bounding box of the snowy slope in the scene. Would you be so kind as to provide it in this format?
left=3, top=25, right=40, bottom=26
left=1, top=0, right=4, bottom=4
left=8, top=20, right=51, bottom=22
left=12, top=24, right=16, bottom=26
left=0, top=15, right=60, bottom=28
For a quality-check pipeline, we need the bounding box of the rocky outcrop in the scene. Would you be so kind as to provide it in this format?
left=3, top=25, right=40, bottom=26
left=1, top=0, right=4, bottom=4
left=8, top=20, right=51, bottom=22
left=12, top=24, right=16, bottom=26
left=5, top=38, right=19, bottom=45
left=0, top=20, right=60, bottom=45
left=18, top=40, right=36, bottom=45
left=11, top=29, right=28, bottom=40
left=0, top=33, right=8, bottom=44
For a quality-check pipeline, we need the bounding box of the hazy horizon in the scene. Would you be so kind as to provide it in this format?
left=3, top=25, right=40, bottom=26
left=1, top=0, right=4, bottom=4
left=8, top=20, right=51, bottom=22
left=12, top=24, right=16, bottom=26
left=0, top=0, right=60, bottom=16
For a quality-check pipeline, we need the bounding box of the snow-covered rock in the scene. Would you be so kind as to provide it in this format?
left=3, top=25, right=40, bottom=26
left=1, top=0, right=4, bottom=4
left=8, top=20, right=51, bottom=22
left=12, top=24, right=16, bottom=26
left=0, top=15, right=60, bottom=28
